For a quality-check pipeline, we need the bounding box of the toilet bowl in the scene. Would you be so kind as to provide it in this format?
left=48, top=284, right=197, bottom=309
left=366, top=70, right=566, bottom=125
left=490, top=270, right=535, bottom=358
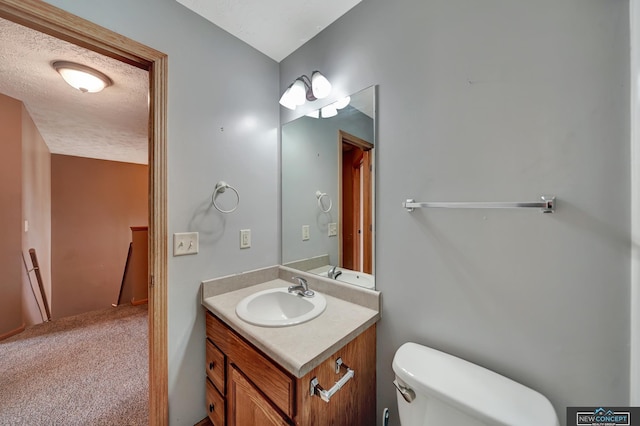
left=392, top=342, right=559, bottom=426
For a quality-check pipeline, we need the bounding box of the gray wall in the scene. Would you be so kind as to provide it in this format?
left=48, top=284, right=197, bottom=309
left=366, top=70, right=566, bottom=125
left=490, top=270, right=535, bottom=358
left=44, top=0, right=279, bottom=423
left=281, top=108, right=374, bottom=266
left=280, top=0, right=631, bottom=424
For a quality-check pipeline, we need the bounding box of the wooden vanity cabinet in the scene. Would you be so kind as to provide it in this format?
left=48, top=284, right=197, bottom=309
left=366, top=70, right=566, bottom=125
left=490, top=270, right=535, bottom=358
left=205, top=311, right=376, bottom=426
left=228, top=365, right=289, bottom=426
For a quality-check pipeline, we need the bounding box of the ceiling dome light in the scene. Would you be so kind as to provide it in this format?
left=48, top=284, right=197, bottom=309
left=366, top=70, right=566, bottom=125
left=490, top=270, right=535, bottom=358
left=52, top=61, right=112, bottom=93
left=305, top=110, right=320, bottom=119
left=311, top=71, right=331, bottom=99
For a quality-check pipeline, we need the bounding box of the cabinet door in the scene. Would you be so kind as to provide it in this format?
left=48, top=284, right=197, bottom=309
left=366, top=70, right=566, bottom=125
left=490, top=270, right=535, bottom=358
left=227, top=364, right=290, bottom=426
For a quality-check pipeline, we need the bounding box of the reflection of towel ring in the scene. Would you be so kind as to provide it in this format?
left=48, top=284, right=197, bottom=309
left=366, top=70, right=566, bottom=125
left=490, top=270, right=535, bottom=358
left=315, top=190, right=332, bottom=213
left=212, top=181, right=240, bottom=213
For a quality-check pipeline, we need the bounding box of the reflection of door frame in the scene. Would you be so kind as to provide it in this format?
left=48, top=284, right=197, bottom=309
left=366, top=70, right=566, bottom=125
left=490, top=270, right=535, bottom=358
left=0, top=1, right=169, bottom=423
left=338, top=130, right=373, bottom=273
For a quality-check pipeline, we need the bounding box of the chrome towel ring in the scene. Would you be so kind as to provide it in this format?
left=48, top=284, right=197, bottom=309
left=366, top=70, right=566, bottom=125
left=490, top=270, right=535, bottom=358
left=212, top=181, right=240, bottom=213
left=315, top=190, right=332, bottom=213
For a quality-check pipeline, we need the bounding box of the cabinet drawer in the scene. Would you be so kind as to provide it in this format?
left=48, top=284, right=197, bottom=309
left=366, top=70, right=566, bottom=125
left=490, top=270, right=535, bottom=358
left=206, top=338, right=225, bottom=394
left=206, top=377, right=225, bottom=426
left=206, top=312, right=295, bottom=418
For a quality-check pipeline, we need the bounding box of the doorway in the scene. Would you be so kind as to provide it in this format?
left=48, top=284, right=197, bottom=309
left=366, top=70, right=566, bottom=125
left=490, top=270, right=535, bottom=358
left=0, top=0, right=168, bottom=422
left=339, top=130, right=373, bottom=274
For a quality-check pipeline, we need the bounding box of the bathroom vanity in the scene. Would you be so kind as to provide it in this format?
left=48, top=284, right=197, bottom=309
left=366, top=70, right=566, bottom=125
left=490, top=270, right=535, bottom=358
left=201, top=266, right=380, bottom=426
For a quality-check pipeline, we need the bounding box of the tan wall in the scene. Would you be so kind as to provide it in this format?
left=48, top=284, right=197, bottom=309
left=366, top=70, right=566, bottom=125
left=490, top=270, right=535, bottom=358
left=0, top=94, right=24, bottom=336
left=21, top=104, right=51, bottom=325
left=51, top=155, right=147, bottom=318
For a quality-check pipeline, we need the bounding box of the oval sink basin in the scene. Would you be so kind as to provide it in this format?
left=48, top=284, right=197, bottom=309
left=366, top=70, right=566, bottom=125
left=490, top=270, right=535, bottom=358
left=235, top=288, right=327, bottom=327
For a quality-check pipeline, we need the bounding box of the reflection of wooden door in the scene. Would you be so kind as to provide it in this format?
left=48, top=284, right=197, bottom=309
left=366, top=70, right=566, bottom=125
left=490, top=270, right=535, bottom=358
left=361, top=150, right=372, bottom=274
left=340, top=131, right=373, bottom=274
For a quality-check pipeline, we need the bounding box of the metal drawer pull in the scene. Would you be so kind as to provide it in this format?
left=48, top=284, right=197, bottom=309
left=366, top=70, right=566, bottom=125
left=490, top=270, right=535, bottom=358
left=393, top=379, right=415, bottom=403
left=310, top=358, right=355, bottom=403
left=209, top=361, right=215, bottom=370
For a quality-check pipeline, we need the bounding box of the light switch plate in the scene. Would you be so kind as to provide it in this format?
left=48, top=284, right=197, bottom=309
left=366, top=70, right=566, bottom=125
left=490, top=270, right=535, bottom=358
left=240, top=229, right=251, bottom=249
left=328, top=223, right=337, bottom=237
left=302, top=225, right=310, bottom=241
left=174, top=232, right=199, bottom=256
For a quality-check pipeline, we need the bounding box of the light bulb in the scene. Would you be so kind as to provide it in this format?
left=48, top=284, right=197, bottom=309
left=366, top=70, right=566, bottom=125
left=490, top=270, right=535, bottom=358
left=321, top=104, right=337, bottom=118
left=311, top=71, right=331, bottom=99
left=305, top=110, right=320, bottom=118
left=290, top=79, right=307, bottom=106
left=279, top=86, right=297, bottom=110
left=333, top=96, right=351, bottom=109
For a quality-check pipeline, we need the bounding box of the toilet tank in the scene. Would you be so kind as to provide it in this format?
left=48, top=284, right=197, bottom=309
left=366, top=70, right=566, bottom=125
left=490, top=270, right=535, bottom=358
left=392, top=342, right=559, bottom=426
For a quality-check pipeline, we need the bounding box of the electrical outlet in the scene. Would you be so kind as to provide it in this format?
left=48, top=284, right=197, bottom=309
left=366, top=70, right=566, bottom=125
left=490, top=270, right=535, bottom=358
left=173, top=232, right=199, bottom=256
left=240, top=229, right=251, bottom=249
left=328, top=222, right=337, bottom=237
left=302, top=225, right=310, bottom=241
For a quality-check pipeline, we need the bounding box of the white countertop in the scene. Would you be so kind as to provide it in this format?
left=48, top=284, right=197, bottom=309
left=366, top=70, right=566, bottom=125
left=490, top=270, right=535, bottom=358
left=202, top=278, right=380, bottom=378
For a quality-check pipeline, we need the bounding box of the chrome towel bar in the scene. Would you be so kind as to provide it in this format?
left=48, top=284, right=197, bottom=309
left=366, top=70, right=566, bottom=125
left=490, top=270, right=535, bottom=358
left=310, top=358, right=354, bottom=403
left=403, top=195, right=556, bottom=213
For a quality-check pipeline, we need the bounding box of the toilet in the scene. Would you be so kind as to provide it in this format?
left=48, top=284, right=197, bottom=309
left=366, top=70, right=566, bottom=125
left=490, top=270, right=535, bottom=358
left=392, top=342, right=560, bottom=426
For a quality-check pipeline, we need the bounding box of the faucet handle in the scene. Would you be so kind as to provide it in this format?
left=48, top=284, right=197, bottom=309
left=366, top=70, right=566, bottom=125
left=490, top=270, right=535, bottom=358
left=292, top=276, right=308, bottom=289
left=290, top=276, right=314, bottom=297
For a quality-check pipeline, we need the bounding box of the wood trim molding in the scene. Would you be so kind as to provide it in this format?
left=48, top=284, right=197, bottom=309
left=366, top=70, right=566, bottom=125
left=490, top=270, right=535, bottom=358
left=0, top=1, right=169, bottom=423
left=194, top=417, right=213, bottom=426
left=339, top=130, right=374, bottom=151
left=0, top=322, right=26, bottom=341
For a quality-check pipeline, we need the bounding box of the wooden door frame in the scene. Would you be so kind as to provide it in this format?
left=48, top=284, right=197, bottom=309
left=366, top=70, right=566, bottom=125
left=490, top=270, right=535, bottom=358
left=0, top=1, right=169, bottom=423
left=338, top=130, right=373, bottom=273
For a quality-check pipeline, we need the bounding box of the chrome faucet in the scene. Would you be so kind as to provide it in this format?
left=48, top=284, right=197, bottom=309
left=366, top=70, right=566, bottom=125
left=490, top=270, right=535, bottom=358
left=288, top=276, right=315, bottom=297
left=328, top=265, right=342, bottom=280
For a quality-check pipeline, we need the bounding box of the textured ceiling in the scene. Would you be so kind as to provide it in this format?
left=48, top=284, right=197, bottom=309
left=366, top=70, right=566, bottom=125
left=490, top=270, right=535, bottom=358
left=0, top=2, right=359, bottom=164
left=0, top=18, right=149, bottom=165
left=176, top=0, right=362, bottom=62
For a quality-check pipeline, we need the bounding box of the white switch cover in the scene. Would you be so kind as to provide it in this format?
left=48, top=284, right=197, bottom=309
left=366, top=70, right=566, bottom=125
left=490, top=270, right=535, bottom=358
left=240, top=229, right=251, bottom=249
left=302, top=225, right=310, bottom=241
left=174, top=232, right=199, bottom=256
left=328, top=223, right=337, bottom=237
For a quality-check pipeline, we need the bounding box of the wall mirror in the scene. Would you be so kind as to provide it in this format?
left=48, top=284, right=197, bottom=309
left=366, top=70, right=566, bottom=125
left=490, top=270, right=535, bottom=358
left=281, top=85, right=376, bottom=289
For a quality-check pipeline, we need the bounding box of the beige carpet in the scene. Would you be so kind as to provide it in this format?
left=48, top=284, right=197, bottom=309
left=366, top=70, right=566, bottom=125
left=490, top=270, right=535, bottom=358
left=0, top=304, right=148, bottom=425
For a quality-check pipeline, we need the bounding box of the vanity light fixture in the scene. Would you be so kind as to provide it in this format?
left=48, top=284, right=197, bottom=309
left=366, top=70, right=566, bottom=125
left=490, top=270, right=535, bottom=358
left=308, top=96, right=351, bottom=119
left=52, top=61, right=112, bottom=93
left=279, top=71, right=332, bottom=110
left=320, top=104, right=338, bottom=118
left=333, top=96, right=351, bottom=110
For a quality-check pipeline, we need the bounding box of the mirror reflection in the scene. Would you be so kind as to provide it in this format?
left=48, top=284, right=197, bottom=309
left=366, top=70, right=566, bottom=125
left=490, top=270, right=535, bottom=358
left=281, top=85, right=376, bottom=289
